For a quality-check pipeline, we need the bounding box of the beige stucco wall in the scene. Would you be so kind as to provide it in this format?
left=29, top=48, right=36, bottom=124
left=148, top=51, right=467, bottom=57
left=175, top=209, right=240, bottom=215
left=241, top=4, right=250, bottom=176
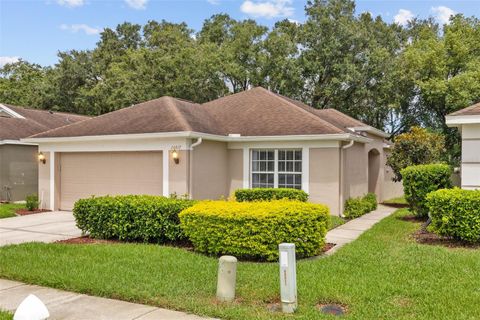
left=227, top=149, right=243, bottom=197
left=309, top=148, right=341, bottom=215
left=169, top=150, right=189, bottom=196
left=460, top=123, right=480, bottom=189
left=343, top=142, right=368, bottom=200
left=0, top=144, right=38, bottom=202
left=38, top=151, right=51, bottom=209
left=191, top=140, right=228, bottom=199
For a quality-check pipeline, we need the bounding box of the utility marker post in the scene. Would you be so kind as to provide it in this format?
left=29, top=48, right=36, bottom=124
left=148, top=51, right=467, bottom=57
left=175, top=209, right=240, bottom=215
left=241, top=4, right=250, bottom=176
left=216, top=255, right=237, bottom=302
left=279, top=243, right=297, bottom=313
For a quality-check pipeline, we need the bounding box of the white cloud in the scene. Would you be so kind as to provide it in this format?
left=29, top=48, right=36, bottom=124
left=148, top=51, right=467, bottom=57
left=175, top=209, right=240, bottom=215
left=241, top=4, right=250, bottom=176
left=124, top=0, right=148, bottom=10
left=240, top=0, right=294, bottom=19
left=431, top=6, right=455, bottom=25
left=56, top=0, right=84, bottom=8
left=0, top=56, right=19, bottom=67
left=60, top=24, right=101, bottom=35
left=394, top=9, right=414, bottom=26
left=207, top=0, right=220, bottom=4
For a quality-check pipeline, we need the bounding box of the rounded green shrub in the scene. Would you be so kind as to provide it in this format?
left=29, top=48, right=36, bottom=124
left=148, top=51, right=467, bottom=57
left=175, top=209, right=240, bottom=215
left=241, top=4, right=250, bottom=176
left=427, top=188, right=480, bottom=243
left=179, top=200, right=329, bottom=261
left=73, top=195, right=195, bottom=242
left=401, top=164, right=452, bottom=217
left=343, top=193, right=377, bottom=219
left=234, top=188, right=308, bottom=202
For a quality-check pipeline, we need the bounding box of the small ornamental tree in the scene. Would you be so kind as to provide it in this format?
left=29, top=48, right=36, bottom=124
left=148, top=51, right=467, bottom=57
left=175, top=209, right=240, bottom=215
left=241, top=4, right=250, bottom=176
left=387, top=127, right=445, bottom=181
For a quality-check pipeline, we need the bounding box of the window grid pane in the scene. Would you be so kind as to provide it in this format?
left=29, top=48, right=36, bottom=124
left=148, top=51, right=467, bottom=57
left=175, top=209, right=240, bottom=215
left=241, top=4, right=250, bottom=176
left=251, top=149, right=302, bottom=189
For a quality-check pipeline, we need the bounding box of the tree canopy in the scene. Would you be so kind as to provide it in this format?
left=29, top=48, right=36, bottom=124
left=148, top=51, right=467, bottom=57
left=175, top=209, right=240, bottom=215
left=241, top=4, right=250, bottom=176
left=1, top=0, right=479, bottom=163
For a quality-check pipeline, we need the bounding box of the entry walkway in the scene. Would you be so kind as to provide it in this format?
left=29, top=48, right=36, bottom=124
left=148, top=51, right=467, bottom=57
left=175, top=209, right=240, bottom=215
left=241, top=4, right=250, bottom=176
left=0, top=211, right=81, bottom=246
left=325, top=204, right=397, bottom=255
left=0, top=279, right=214, bottom=320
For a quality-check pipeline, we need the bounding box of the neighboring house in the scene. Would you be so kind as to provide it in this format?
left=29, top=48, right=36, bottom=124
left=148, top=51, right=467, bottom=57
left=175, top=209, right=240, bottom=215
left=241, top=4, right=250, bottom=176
left=23, top=87, right=402, bottom=214
left=0, top=103, right=89, bottom=202
left=446, top=102, right=480, bottom=190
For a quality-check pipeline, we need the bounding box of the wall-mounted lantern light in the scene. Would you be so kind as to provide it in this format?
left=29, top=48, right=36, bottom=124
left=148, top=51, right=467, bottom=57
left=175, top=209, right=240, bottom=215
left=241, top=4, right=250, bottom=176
left=172, top=149, right=180, bottom=164
left=38, top=152, right=46, bottom=164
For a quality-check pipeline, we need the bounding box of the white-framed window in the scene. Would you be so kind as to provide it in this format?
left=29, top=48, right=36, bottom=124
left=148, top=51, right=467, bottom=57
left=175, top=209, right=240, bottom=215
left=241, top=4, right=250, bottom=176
left=251, top=149, right=302, bottom=189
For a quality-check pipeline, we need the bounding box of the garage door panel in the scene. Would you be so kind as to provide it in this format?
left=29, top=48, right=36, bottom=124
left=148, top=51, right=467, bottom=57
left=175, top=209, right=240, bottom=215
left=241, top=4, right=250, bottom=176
left=60, top=152, right=163, bottom=210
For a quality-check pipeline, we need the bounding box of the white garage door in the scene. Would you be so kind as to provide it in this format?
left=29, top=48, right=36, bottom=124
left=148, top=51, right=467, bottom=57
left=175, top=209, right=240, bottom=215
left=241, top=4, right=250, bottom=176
left=60, top=151, right=163, bottom=210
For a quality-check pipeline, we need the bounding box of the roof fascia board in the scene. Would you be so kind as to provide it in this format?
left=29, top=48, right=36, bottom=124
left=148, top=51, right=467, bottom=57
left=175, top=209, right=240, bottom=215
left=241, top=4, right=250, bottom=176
left=0, top=104, right=26, bottom=119
left=348, top=126, right=390, bottom=138
left=446, top=115, right=480, bottom=126
left=23, top=131, right=371, bottom=144
left=0, top=140, right=37, bottom=146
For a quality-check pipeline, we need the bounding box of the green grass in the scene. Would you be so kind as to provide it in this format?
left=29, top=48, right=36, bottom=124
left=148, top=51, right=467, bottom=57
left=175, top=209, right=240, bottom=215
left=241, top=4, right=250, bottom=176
left=0, top=203, right=25, bottom=219
left=0, top=209, right=479, bottom=319
left=382, top=195, right=408, bottom=205
left=328, top=215, right=345, bottom=229
left=0, top=310, right=12, bottom=320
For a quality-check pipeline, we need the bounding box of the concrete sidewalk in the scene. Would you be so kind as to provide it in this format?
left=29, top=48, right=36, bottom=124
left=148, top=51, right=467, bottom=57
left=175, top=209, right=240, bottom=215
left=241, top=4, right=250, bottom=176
left=0, top=279, right=214, bottom=320
left=325, top=204, right=396, bottom=255
left=0, top=211, right=82, bottom=246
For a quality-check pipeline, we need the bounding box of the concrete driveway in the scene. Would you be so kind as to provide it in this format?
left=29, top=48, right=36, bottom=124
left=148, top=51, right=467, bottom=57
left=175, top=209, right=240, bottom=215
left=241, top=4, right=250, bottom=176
left=0, top=212, right=82, bottom=246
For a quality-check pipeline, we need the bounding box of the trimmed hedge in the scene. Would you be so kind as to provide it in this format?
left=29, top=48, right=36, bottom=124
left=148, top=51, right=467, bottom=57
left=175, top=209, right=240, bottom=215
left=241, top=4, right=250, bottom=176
left=234, top=188, right=308, bottom=202
left=179, top=200, right=329, bottom=261
left=343, top=193, right=377, bottom=219
left=427, top=188, right=480, bottom=243
left=73, top=195, right=195, bottom=242
left=401, top=164, right=452, bottom=217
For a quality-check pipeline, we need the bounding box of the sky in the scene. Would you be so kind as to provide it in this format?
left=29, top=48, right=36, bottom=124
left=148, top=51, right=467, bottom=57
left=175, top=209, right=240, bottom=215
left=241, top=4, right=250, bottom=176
left=1, top=0, right=479, bottom=67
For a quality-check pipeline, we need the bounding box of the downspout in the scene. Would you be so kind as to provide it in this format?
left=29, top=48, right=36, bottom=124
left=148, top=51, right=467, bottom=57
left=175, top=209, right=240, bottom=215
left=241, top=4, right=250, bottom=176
left=188, top=137, right=203, bottom=199
left=339, top=139, right=355, bottom=217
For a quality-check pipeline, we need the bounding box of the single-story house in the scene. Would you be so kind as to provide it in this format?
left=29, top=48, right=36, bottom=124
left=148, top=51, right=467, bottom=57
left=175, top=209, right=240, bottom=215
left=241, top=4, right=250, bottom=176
left=0, top=103, right=89, bottom=202
left=446, top=102, right=480, bottom=190
left=23, top=87, right=402, bottom=214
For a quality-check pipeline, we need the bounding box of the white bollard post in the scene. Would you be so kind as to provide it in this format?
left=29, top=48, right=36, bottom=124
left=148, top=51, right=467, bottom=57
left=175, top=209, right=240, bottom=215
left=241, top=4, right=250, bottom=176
left=14, top=294, right=50, bottom=320
left=279, top=243, right=297, bottom=313
left=216, top=255, right=237, bottom=302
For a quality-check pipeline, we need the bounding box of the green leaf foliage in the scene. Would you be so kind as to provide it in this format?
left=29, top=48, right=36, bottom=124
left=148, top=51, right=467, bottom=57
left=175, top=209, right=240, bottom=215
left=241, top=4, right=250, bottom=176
left=386, top=127, right=446, bottom=181
left=401, top=164, right=452, bottom=217
left=73, top=195, right=195, bottom=242
left=344, top=193, right=377, bottom=218
left=427, top=188, right=480, bottom=243
left=25, top=194, right=39, bottom=211
left=234, top=188, right=308, bottom=202
left=179, top=200, right=329, bottom=261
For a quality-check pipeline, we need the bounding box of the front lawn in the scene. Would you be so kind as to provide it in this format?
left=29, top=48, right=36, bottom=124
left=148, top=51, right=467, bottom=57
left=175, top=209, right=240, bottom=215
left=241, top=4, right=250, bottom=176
left=0, top=204, right=25, bottom=219
left=0, top=310, right=12, bottom=320
left=382, top=195, right=408, bottom=205
left=0, top=209, right=479, bottom=319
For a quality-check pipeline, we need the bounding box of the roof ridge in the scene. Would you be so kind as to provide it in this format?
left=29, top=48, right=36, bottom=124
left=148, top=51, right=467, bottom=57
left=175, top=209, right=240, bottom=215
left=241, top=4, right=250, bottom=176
left=319, top=108, right=366, bottom=127
left=165, top=97, right=193, bottom=132
left=260, top=88, right=345, bottom=134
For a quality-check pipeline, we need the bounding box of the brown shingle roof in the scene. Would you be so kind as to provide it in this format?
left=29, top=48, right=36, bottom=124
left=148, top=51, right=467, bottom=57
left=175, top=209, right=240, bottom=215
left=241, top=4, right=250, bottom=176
left=30, top=97, right=224, bottom=138
left=448, top=102, right=480, bottom=116
left=203, top=87, right=344, bottom=136
left=0, top=104, right=89, bottom=140
left=28, top=87, right=380, bottom=139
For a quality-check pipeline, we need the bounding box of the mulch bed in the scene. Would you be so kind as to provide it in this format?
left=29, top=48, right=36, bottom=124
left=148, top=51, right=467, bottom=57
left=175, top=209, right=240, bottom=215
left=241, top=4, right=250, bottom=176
left=16, top=209, right=51, bottom=216
left=413, top=227, right=480, bottom=249
left=400, top=214, right=480, bottom=249
left=323, top=243, right=336, bottom=252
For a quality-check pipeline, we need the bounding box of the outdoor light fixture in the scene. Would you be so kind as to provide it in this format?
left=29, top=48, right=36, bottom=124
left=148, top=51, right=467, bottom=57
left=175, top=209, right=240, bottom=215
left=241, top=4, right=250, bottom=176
left=172, top=149, right=180, bottom=164
left=38, top=152, right=46, bottom=164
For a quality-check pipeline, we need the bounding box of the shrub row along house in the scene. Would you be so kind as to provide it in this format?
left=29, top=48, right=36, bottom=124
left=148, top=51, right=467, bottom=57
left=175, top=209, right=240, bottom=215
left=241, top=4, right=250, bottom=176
left=0, top=104, right=88, bottom=202
left=23, top=87, right=403, bottom=214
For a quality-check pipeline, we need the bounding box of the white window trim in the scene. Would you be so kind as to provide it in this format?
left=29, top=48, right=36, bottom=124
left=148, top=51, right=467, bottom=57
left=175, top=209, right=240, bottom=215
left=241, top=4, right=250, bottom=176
left=249, top=148, right=307, bottom=191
